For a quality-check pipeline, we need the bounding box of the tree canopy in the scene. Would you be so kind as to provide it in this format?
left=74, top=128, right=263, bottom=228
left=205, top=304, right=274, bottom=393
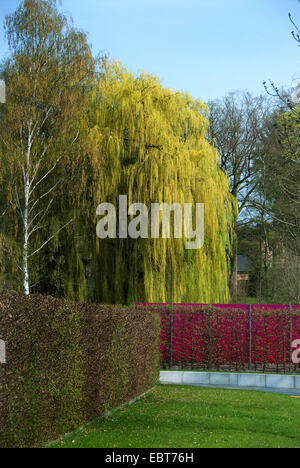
left=0, top=0, right=237, bottom=303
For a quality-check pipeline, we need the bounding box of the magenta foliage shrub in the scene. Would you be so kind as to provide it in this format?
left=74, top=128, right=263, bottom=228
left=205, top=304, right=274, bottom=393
left=136, top=303, right=300, bottom=373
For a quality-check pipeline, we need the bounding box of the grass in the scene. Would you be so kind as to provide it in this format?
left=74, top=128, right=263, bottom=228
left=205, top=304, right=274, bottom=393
left=47, top=384, right=300, bottom=449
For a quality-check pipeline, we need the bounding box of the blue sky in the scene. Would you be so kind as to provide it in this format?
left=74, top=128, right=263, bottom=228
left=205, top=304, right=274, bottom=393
left=0, top=0, right=299, bottom=101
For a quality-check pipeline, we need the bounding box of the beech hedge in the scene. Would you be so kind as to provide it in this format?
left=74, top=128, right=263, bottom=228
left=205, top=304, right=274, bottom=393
left=0, top=292, right=160, bottom=448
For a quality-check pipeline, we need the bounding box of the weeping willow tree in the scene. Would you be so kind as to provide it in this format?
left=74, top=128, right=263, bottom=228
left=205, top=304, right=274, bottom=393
left=89, top=60, right=237, bottom=304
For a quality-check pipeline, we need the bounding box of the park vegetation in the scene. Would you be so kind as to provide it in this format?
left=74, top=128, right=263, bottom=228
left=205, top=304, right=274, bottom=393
left=0, top=0, right=299, bottom=304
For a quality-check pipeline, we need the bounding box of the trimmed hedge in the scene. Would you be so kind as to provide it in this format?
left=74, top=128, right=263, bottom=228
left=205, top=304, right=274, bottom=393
left=0, top=292, right=160, bottom=448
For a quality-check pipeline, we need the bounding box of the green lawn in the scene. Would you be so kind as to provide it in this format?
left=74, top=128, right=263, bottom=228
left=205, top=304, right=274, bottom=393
left=47, top=384, right=300, bottom=449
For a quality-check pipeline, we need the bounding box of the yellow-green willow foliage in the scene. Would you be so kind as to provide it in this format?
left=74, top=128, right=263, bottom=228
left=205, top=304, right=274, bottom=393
left=90, top=60, right=237, bottom=304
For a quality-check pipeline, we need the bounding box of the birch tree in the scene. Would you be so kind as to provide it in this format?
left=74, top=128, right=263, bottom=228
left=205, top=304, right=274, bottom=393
left=0, top=0, right=94, bottom=295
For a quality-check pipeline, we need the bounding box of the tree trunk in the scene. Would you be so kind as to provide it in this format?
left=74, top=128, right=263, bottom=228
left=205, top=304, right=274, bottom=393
left=23, top=134, right=31, bottom=296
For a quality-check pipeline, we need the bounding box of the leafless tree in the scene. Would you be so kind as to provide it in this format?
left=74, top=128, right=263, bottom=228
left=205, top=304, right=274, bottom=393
left=208, top=92, right=271, bottom=217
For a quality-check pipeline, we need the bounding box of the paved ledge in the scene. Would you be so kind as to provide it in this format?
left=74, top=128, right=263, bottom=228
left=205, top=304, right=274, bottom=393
left=160, top=371, right=300, bottom=394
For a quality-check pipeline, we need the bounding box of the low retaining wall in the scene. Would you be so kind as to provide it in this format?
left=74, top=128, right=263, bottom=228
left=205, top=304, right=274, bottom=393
left=160, top=371, right=300, bottom=390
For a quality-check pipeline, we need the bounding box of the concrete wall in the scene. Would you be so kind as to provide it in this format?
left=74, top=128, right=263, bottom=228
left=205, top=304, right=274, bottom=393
left=160, top=371, right=300, bottom=390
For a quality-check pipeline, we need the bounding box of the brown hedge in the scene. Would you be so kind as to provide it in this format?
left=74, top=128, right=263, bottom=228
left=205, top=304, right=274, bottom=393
left=0, top=292, right=160, bottom=448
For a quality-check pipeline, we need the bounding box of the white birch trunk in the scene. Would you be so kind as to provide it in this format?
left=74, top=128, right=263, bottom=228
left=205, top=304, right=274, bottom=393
left=23, top=129, right=31, bottom=296
left=16, top=113, right=75, bottom=295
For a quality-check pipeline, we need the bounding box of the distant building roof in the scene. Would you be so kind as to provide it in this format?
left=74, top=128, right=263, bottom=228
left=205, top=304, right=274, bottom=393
left=237, top=255, right=252, bottom=273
